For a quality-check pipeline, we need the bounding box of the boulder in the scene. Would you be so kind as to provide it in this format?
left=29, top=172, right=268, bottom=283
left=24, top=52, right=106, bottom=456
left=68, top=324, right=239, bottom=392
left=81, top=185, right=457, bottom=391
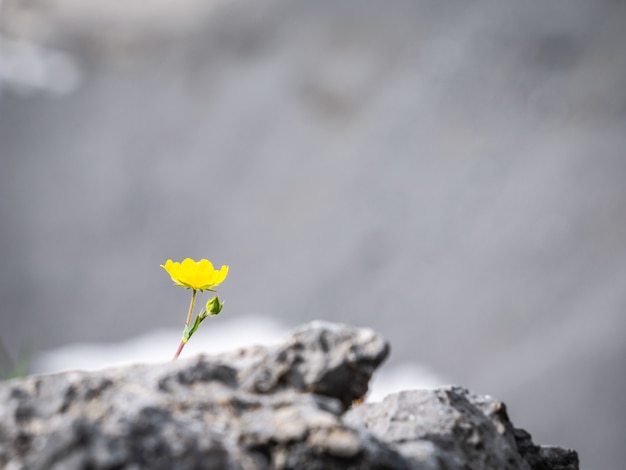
left=0, top=322, right=578, bottom=469
left=345, top=387, right=579, bottom=470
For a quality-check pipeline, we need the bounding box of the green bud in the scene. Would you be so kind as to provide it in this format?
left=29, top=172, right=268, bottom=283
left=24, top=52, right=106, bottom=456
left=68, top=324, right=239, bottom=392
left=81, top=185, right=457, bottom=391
left=205, top=296, right=224, bottom=316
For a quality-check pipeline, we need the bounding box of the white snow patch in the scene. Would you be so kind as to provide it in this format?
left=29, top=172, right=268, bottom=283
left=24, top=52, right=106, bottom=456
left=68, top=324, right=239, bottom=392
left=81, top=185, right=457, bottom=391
left=32, top=316, right=446, bottom=403
left=32, top=314, right=288, bottom=373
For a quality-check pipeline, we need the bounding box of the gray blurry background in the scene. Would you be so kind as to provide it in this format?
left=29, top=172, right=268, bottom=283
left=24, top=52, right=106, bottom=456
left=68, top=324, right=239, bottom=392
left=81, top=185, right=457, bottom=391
left=1, top=0, right=625, bottom=468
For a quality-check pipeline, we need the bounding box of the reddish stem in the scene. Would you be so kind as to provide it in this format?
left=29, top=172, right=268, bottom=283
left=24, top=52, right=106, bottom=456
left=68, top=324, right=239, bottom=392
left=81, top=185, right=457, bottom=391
left=172, top=339, right=186, bottom=360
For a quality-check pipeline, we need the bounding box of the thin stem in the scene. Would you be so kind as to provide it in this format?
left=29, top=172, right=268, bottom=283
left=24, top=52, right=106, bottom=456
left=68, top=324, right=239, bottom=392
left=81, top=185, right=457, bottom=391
left=185, top=289, right=197, bottom=327
left=172, top=289, right=197, bottom=361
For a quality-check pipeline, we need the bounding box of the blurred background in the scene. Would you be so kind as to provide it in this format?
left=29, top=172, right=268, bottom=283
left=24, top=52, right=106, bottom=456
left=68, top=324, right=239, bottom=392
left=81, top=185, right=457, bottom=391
left=1, top=0, right=625, bottom=468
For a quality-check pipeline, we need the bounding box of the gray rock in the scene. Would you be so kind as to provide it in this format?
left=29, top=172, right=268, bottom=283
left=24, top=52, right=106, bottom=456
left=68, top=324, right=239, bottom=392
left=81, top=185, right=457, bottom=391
left=345, top=387, right=579, bottom=470
left=0, top=322, right=404, bottom=469
left=225, top=320, right=390, bottom=409
left=0, top=322, right=578, bottom=469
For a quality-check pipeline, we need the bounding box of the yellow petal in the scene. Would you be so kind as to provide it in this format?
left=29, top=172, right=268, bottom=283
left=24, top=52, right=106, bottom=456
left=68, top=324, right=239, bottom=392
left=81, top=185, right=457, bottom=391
left=179, top=258, right=197, bottom=287
left=197, top=259, right=215, bottom=284
left=212, top=265, right=229, bottom=286
left=161, top=259, right=183, bottom=285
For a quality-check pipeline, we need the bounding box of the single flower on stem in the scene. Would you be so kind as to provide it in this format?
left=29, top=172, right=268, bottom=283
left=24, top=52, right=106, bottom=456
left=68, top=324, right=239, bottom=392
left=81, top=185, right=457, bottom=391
left=161, top=258, right=229, bottom=360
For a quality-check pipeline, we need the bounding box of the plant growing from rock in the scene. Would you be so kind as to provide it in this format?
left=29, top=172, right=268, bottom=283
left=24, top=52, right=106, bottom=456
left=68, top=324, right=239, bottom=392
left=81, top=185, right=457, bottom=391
left=161, top=258, right=229, bottom=359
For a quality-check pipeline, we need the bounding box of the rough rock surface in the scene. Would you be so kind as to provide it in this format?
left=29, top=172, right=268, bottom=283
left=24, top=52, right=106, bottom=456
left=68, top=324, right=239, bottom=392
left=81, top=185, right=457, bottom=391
left=345, top=388, right=579, bottom=470
left=0, top=322, right=578, bottom=469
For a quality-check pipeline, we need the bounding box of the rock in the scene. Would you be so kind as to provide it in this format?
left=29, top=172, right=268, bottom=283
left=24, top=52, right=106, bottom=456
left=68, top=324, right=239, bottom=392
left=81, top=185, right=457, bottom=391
left=0, top=322, right=578, bottom=469
left=221, top=320, right=390, bottom=409
left=512, top=428, right=580, bottom=470
left=345, top=387, right=579, bottom=470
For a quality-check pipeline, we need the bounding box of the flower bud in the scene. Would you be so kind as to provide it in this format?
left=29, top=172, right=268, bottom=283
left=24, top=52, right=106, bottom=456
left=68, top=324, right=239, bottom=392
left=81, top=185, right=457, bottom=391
left=205, top=296, right=224, bottom=316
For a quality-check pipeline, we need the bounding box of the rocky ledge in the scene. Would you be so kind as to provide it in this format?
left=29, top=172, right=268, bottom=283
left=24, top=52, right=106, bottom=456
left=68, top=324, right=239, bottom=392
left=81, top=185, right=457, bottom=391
left=0, top=321, right=578, bottom=469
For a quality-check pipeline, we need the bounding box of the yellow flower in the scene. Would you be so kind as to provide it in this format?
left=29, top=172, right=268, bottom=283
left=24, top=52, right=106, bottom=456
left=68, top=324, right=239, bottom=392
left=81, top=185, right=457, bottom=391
left=161, top=258, right=229, bottom=291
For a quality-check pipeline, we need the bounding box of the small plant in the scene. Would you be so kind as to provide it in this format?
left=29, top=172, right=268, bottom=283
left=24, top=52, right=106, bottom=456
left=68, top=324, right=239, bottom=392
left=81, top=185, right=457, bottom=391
left=161, top=258, right=229, bottom=360
left=0, top=338, right=30, bottom=380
